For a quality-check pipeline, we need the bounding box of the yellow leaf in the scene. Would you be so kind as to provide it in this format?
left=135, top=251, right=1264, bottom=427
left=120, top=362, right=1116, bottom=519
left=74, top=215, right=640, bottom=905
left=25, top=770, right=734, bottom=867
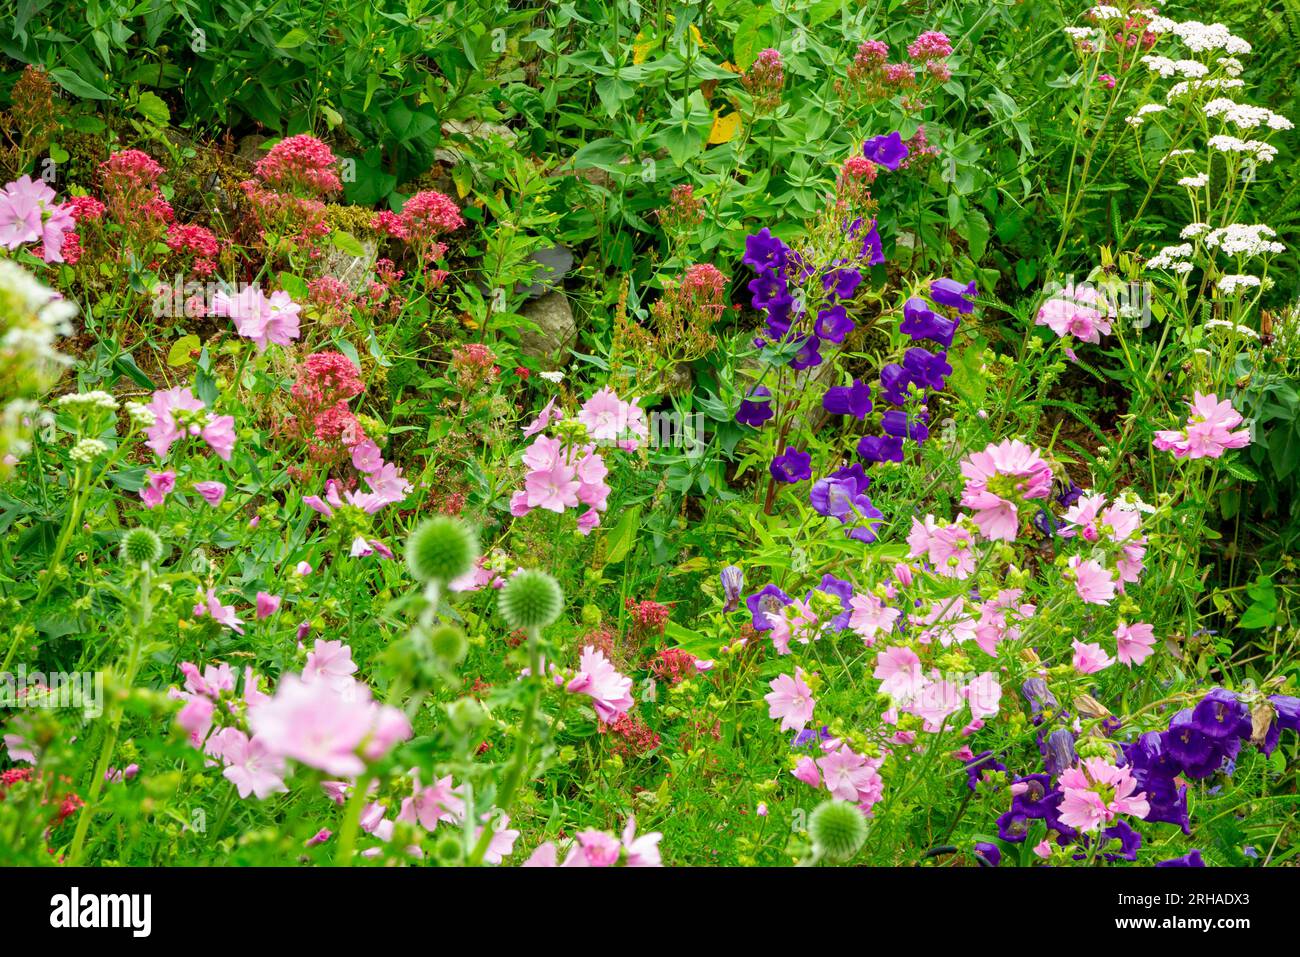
left=708, top=110, right=742, bottom=145
left=689, top=24, right=705, bottom=49
left=632, top=30, right=654, bottom=65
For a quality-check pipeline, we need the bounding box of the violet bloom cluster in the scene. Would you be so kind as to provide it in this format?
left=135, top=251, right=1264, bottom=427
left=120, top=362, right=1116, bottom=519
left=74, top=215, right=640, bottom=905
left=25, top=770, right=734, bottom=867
left=856, top=277, right=975, bottom=466
left=1122, top=689, right=1300, bottom=833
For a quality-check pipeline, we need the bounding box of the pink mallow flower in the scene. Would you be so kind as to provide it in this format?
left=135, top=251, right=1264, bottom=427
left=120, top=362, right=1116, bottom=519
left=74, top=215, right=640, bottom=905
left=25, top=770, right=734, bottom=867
left=144, top=385, right=237, bottom=461
left=1072, top=639, right=1114, bottom=674
left=194, top=588, right=244, bottom=634
left=212, top=286, right=301, bottom=353
left=211, top=728, right=288, bottom=800
left=873, top=645, right=924, bottom=702
left=0, top=175, right=76, bottom=262
left=193, top=481, right=226, bottom=506
left=140, top=469, right=176, bottom=509
left=565, top=646, right=635, bottom=723
left=1114, top=621, right=1156, bottom=666
left=1067, top=556, right=1116, bottom=605
left=960, top=439, right=1053, bottom=541
left=1036, top=289, right=1113, bottom=344
left=1153, top=392, right=1251, bottom=460
left=1057, top=757, right=1149, bottom=832
left=765, top=668, right=816, bottom=733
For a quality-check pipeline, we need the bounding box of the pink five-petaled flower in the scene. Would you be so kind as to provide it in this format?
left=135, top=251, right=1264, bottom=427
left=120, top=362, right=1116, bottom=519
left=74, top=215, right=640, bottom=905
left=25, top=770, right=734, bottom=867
left=816, top=745, right=883, bottom=808
left=848, top=592, right=900, bottom=645
left=566, top=646, right=635, bottom=723
left=873, top=645, right=924, bottom=702
left=301, top=639, right=358, bottom=693
left=1114, top=621, right=1156, bottom=666
left=144, top=386, right=237, bottom=461
left=1057, top=757, right=1149, bottom=832
left=193, top=481, right=226, bottom=506
left=0, top=175, right=76, bottom=262
left=959, top=439, right=1053, bottom=542
left=210, top=728, right=287, bottom=800
left=194, top=587, right=244, bottom=634
left=792, top=755, right=821, bottom=788
left=398, top=775, right=465, bottom=832
left=212, top=286, right=301, bottom=353
left=1153, top=392, right=1251, bottom=460
left=1067, top=555, right=1116, bottom=604
left=576, top=386, right=648, bottom=449
left=140, top=469, right=176, bottom=509
left=764, top=668, right=815, bottom=733
left=1071, top=639, right=1114, bottom=674
left=1035, top=289, right=1113, bottom=344
left=255, top=592, right=282, bottom=619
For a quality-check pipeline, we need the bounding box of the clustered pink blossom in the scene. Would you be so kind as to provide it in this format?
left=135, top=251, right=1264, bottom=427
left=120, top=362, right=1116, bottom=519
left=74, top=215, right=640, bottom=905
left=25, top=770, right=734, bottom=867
left=144, top=385, right=237, bottom=461
left=212, top=285, right=301, bottom=352
left=907, top=514, right=978, bottom=578
left=845, top=30, right=953, bottom=94
left=165, top=223, right=221, bottom=276
left=253, top=134, right=342, bottom=195
left=1061, top=493, right=1147, bottom=587
left=1057, top=757, right=1149, bottom=832
left=960, top=439, right=1053, bottom=541
left=1153, top=392, right=1251, bottom=460
left=371, top=190, right=464, bottom=269
left=741, top=48, right=785, bottom=113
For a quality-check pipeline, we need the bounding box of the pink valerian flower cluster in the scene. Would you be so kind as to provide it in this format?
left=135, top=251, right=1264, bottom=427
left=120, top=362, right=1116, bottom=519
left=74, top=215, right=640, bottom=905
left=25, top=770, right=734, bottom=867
left=524, top=817, right=663, bottom=867
left=99, top=150, right=174, bottom=243
left=165, top=223, right=221, bottom=277
left=450, top=342, right=500, bottom=391
left=1153, top=392, right=1251, bottom=459
left=0, top=175, right=76, bottom=263
left=959, top=439, right=1054, bottom=541
left=1036, top=285, right=1114, bottom=344
left=843, top=31, right=953, bottom=96
left=145, top=385, right=237, bottom=462
left=836, top=155, right=879, bottom=206
left=371, top=190, right=464, bottom=270
left=561, top=646, right=635, bottom=723
left=741, top=48, right=785, bottom=113
left=1061, top=492, right=1148, bottom=593
left=253, top=135, right=342, bottom=195
left=654, top=263, right=728, bottom=325
left=211, top=285, right=301, bottom=352
left=765, top=668, right=815, bottom=733
left=656, top=183, right=706, bottom=233
left=286, top=351, right=369, bottom=466
left=792, top=738, right=885, bottom=815
left=1057, top=757, right=1149, bottom=832
left=307, top=276, right=355, bottom=325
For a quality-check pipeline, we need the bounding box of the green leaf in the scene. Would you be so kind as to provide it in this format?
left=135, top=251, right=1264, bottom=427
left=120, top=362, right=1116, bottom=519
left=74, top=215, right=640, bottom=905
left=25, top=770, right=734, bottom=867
left=276, top=28, right=311, bottom=49
left=603, top=505, right=642, bottom=564
left=167, top=334, right=201, bottom=367
left=49, top=68, right=111, bottom=101
left=135, top=91, right=170, bottom=125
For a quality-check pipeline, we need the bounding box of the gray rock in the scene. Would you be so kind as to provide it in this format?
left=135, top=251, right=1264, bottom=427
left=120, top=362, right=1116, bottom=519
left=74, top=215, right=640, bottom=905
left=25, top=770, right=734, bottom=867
left=314, top=235, right=378, bottom=291
left=520, top=244, right=575, bottom=299
left=518, top=291, right=577, bottom=369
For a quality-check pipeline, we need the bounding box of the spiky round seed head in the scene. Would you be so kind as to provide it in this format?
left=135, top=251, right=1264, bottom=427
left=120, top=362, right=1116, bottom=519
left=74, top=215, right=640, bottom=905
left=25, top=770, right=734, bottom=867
left=499, top=570, right=563, bottom=631
left=429, top=624, right=468, bottom=664
left=120, top=528, right=163, bottom=566
left=405, top=516, right=479, bottom=584
left=808, top=799, right=868, bottom=862
left=434, top=834, right=463, bottom=865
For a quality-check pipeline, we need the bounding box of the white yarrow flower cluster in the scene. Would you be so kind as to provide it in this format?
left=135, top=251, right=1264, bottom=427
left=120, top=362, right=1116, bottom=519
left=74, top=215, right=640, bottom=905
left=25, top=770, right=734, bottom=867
left=69, top=438, right=108, bottom=464
left=1178, top=172, right=1209, bottom=188
left=1203, top=98, right=1293, bottom=131
left=57, top=390, right=119, bottom=413
left=1147, top=245, right=1194, bottom=274
left=1204, top=224, right=1285, bottom=257
left=1216, top=274, right=1261, bottom=295
left=1208, top=134, right=1277, bottom=163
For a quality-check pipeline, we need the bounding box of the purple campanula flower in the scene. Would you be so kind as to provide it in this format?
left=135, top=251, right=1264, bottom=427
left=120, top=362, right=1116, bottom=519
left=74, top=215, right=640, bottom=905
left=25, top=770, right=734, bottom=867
left=862, top=131, right=909, bottom=171
left=1055, top=478, right=1084, bottom=508
left=789, top=334, right=823, bottom=370
left=902, top=346, right=952, bottom=390
left=1101, top=820, right=1142, bottom=862
left=748, top=269, right=788, bottom=308
left=1043, top=729, right=1078, bottom=779
left=720, top=565, right=744, bottom=613
left=900, top=297, right=957, bottom=349
left=861, top=219, right=884, bottom=265
left=822, top=378, right=872, bottom=419
left=845, top=499, right=885, bottom=542
left=810, top=573, right=853, bottom=631
left=763, top=292, right=795, bottom=340
left=857, top=433, right=904, bottom=464
left=965, top=751, right=1006, bottom=791
left=822, top=266, right=863, bottom=300
left=973, top=842, right=1001, bottom=866
left=814, top=304, right=854, bottom=344
left=1191, top=688, right=1250, bottom=740
left=1156, top=849, right=1205, bottom=867
left=792, top=725, right=831, bottom=748
left=930, top=277, right=978, bottom=314
left=882, top=408, right=930, bottom=443
left=736, top=386, right=774, bottom=427
left=810, top=477, right=858, bottom=520
left=746, top=583, right=792, bottom=631
left=743, top=227, right=790, bottom=273
left=1271, top=695, right=1300, bottom=731
left=878, top=362, right=913, bottom=405
left=1164, top=711, right=1227, bottom=779
left=996, top=809, right=1030, bottom=843
left=1021, top=678, right=1058, bottom=723
left=770, top=446, right=812, bottom=483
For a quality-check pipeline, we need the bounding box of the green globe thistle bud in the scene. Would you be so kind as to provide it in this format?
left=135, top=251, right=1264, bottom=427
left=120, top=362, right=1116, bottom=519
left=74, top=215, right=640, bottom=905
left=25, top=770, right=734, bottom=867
left=429, top=624, right=468, bottom=664
left=120, top=527, right=163, bottom=566
left=434, top=833, right=463, bottom=865
left=499, top=570, right=563, bottom=631
left=808, top=799, right=868, bottom=863
left=405, top=516, right=479, bottom=584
